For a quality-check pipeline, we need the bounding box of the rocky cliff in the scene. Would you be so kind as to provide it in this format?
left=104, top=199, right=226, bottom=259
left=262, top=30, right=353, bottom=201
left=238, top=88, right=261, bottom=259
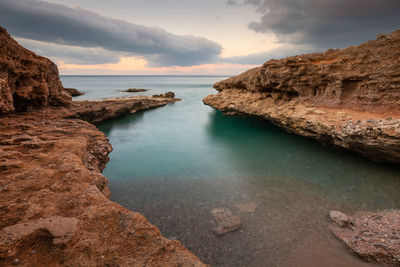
left=0, top=27, right=204, bottom=266
left=0, top=27, right=70, bottom=114
left=204, top=30, right=400, bottom=164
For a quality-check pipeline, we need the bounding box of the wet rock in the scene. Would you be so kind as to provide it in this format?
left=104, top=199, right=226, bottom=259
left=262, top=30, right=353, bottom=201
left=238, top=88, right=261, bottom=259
left=64, top=87, right=85, bottom=96
left=329, top=211, right=352, bottom=227
left=235, top=202, right=258, bottom=213
left=211, top=208, right=242, bottom=236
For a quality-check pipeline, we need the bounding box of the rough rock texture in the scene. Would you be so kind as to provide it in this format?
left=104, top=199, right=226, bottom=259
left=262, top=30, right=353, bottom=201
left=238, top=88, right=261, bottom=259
left=203, top=30, right=400, bottom=164
left=63, top=88, right=85, bottom=97
left=0, top=100, right=205, bottom=267
left=210, top=208, right=241, bottom=236
left=0, top=27, right=70, bottom=114
left=67, top=96, right=181, bottom=124
left=330, top=210, right=400, bottom=265
left=0, top=27, right=204, bottom=266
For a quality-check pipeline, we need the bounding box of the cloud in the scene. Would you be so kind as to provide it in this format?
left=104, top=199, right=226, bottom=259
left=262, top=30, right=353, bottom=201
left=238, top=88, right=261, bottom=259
left=245, top=0, right=400, bottom=49
left=226, top=0, right=239, bottom=5
left=0, top=0, right=222, bottom=66
left=16, top=38, right=122, bottom=65
left=222, top=44, right=316, bottom=65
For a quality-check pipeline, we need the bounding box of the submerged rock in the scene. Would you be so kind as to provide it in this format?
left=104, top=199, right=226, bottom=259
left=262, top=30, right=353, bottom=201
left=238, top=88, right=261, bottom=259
left=235, top=202, right=258, bottom=213
left=329, top=211, right=352, bottom=227
left=64, top=87, right=85, bottom=96
left=330, top=210, right=400, bottom=265
left=211, top=208, right=242, bottom=236
left=203, top=29, right=400, bottom=164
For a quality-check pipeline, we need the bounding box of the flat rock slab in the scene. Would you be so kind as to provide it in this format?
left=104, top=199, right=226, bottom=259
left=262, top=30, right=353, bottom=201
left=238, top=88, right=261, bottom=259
left=211, top=208, right=241, bottom=236
left=0, top=216, right=78, bottom=247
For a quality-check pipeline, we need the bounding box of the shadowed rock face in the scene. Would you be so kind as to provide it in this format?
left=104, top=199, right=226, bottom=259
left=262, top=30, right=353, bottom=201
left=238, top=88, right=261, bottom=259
left=204, top=30, right=400, bottom=164
left=0, top=27, right=70, bottom=114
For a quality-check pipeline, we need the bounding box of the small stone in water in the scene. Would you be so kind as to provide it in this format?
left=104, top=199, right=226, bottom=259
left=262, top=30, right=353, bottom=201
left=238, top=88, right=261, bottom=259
left=211, top=208, right=241, bottom=236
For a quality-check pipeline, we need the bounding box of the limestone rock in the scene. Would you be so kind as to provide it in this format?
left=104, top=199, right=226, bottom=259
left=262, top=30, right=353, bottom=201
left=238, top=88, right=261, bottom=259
left=203, top=29, right=400, bottom=164
left=68, top=96, right=180, bottom=124
left=0, top=216, right=78, bottom=246
left=0, top=27, right=70, bottom=114
left=211, top=208, right=241, bottom=236
left=330, top=210, right=400, bottom=265
left=153, top=91, right=175, bottom=98
left=0, top=26, right=204, bottom=266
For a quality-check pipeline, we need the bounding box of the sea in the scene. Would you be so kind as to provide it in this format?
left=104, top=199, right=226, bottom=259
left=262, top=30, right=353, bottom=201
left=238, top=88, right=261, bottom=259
left=61, top=75, right=399, bottom=267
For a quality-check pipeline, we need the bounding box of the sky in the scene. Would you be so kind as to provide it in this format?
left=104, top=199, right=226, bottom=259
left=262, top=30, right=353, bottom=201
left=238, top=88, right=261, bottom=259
left=0, top=0, right=399, bottom=75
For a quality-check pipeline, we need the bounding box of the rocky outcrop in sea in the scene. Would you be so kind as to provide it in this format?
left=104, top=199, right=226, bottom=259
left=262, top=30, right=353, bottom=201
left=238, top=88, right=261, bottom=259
left=203, top=29, right=400, bottom=264
left=204, top=30, right=400, bottom=164
left=0, top=26, right=204, bottom=266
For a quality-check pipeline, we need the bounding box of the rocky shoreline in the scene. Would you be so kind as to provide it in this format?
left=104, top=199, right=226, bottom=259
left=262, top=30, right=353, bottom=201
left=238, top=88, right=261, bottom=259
left=0, top=97, right=208, bottom=266
left=204, top=30, right=400, bottom=264
left=204, top=30, right=400, bottom=164
left=0, top=27, right=204, bottom=266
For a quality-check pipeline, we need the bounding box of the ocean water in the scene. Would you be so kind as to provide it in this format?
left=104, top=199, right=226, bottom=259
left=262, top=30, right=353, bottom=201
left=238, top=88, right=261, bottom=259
left=62, top=75, right=399, bottom=267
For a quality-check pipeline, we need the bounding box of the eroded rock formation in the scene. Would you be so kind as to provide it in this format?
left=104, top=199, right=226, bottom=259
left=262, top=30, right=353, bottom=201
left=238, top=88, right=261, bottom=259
left=0, top=27, right=204, bottom=266
left=0, top=27, right=70, bottom=114
left=204, top=30, right=400, bottom=164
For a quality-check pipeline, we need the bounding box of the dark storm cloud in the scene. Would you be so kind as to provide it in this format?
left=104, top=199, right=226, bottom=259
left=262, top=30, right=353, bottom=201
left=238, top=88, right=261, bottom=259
left=0, top=0, right=222, bottom=66
left=245, top=0, right=400, bottom=49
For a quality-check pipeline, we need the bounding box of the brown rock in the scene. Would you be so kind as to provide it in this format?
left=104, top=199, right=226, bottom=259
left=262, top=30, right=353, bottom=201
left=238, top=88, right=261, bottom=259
left=64, top=87, right=85, bottom=96
left=330, top=210, right=400, bottom=265
left=153, top=91, right=175, bottom=98
left=203, top=29, right=400, bottom=164
left=0, top=27, right=70, bottom=114
left=0, top=27, right=204, bottom=266
left=211, top=208, right=242, bottom=236
left=329, top=211, right=352, bottom=227
left=68, top=96, right=180, bottom=124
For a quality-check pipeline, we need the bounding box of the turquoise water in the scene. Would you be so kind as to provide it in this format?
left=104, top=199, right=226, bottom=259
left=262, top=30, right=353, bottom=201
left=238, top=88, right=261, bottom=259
left=62, top=75, right=399, bottom=267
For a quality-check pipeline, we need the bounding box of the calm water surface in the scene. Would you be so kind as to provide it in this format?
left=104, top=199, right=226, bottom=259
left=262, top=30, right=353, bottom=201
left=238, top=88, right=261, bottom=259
left=62, top=75, right=400, bottom=267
